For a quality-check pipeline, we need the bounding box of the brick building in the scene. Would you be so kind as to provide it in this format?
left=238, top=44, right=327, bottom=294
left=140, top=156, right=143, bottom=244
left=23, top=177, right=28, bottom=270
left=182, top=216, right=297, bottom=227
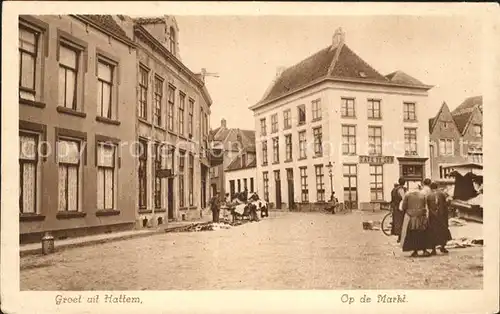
left=428, top=96, right=483, bottom=182
left=250, top=28, right=433, bottom=211
left=209, top=119, right=255, bottom=198
left=117, top=16, right=212, bottom=225
left=19, top=15, right=137, bottom=243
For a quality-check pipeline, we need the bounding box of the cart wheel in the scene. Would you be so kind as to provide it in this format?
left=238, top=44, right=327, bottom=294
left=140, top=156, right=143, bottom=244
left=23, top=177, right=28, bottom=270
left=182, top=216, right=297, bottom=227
left=381, top=212, right=393, bottom=236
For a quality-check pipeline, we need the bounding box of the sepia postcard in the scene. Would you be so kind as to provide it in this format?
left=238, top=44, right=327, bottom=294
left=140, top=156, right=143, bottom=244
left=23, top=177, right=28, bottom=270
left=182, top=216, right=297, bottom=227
left=1, top=1, right=499, bottom=313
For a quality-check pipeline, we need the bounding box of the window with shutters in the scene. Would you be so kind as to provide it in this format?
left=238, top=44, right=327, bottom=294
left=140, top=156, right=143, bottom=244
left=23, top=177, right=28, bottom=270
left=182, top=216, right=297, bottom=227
left=97, top=143, right=116, bottom=210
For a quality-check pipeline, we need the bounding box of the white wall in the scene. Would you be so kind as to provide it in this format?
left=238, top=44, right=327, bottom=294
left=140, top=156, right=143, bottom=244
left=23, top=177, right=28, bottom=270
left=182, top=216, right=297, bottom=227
left=225, top=167, right=257, bottom=196
left=253, top=80, right=430, bottom=205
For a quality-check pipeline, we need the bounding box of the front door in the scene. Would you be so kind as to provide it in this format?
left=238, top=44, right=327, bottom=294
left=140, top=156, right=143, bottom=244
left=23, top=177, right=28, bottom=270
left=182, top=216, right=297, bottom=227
left=286, top=169, right=295, bottom=210
left=201, top=165, right=207, bottom=208
left=274, top=170, right=281, bottom=209
left=167, top=178, right=174, bottom=220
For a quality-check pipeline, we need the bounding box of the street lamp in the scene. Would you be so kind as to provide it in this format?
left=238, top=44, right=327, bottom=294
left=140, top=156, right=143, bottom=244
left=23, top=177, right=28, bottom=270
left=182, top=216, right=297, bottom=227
left=326, top=161, right=334, bottom=201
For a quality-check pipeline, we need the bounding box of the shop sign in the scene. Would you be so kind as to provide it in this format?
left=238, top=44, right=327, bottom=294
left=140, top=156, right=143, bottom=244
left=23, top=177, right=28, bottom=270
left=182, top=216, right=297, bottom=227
left=359, top=155, right=394, bottom=164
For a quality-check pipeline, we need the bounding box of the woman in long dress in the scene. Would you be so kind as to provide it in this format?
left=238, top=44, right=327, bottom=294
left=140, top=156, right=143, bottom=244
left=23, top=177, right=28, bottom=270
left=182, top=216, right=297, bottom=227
left=399, top=187, right=433, bottom=257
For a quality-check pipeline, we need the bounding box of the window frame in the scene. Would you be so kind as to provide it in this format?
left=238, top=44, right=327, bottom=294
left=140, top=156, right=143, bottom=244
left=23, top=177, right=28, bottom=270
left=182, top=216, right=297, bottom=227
left=96, top=142, right=117, bottom=210
left=167, top=85, right=176, bottom=132
left=298, top=104, right=306, bottom=125
left=403, top=102, right=416, bottom=121
left=97, top=59, right=115, bottom=120
left=285, top=134, right=292, bottom=161
left=299, top=130, right=307, bottom=159
left=315, top=165, right=325, bottom=202
left=188, top=98, right=195, bottom=137
left=58, top=43, right=80, bottom=110
left=260, top=118, right=267, bottom=136
left=341, top=98, right=356, bottom=118
left=342, top=125, right=356, bottom=155
left=368, top=126, right=382, bottom=156
left=312, top=99, right=322, bottom=121
left=369, top=165, right=384, bottom=201
left=57, top=138, right=82, bottom=212
left=313, top=127, right=323, bottom=157
left=283, top=109, right=292, bottom=129
left=404, top=127, right=418, bottom=155
left=367, top=99, right=381, bottom=119
left=153, top=76, right=163, bottom=127
left=261, top=140, right=268, bottom=165
left=263, top=172, right=269, bottom=202
left=271, top=114, right=278, bottom=133
left=138, top=139, right=148, bottom=209
left=178, top=92, right=186, bottom=135
left=19, top=25, right=40, bottom=99
left=19, top=131, right=40, bottom=214
left=300, top=167, right=309, bottom=202
left=272, top=136, right=279, bottom=163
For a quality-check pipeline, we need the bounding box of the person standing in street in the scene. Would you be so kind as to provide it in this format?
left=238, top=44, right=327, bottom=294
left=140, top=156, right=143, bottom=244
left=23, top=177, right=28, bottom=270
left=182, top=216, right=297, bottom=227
left=399, top=185, right=433, bottom=257
left=390, top=178, right=406, bottom=241
left=210, top=192, right=221, bottom=223
left=427, top=182, right=452, bottom=255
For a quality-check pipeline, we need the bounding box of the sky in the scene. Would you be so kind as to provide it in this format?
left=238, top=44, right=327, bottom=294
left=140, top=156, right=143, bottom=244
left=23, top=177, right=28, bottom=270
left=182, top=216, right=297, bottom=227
left=175, top=15, right=483, bottom=130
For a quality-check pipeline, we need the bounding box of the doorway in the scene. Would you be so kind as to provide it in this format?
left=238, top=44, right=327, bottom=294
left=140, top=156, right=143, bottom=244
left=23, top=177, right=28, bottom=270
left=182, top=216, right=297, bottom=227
left=286, top=168, right=294, bottom=210
left=274, top=170, right=281, bottom=209
left=211, top=183, right=217, bottom=197
left=167, top=177, right=174, bottom=220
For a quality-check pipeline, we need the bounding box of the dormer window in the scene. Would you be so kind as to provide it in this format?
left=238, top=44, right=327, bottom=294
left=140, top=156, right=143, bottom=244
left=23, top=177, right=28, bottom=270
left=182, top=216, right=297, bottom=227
left=169, top=26, right=176, bottom=55
left=359, top=71, right=367, bottom=78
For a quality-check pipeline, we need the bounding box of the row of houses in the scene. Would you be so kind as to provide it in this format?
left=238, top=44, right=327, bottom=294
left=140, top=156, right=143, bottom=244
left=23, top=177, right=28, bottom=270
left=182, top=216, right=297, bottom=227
left=19, top=15, right=213, bottom=243
left=213, top=28, right=482, bottom=212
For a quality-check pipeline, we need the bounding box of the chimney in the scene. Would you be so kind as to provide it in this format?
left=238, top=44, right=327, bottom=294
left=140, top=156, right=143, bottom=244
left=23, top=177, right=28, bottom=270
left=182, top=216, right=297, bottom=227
left=331, top=27, right=345, bottom=50
left=276, top=66, right=286, bottom=78
left=221, top=118, right=227, bottom=128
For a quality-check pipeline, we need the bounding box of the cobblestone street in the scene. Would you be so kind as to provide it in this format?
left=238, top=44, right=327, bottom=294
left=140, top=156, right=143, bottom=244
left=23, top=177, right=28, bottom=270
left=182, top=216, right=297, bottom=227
left=20, top=211, right=483, bottom=290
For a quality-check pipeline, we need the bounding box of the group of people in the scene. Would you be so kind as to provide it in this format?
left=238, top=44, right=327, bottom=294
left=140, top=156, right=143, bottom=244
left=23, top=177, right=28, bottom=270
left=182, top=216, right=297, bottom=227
left=390, top=177, right=452, bottom=257
left=209, top=188, right=269, bottom=223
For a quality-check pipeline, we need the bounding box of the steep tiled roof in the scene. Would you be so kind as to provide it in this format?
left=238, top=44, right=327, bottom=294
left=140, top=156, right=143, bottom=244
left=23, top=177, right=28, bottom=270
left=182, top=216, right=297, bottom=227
left=256, top=41, right=430, bottom=106
left=134, top=17, right=165, bottom=25
left=211, top=127, right=255, bottom=150
left=79, top=15, right=132, bottom=43
left=452, top=112, right=473, bottom=135
left=451, top=96, right=482, bottom=134
left=225, top=154, right=257, bottom=172
left=452, top=96, right=482, bottom=115
left=385, top=70, right=424, bottom=86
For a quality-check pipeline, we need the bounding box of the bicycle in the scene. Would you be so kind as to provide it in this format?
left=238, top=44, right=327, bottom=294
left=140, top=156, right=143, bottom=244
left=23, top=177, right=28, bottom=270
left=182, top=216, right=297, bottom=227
left=381, top=207, right=393, bottom=236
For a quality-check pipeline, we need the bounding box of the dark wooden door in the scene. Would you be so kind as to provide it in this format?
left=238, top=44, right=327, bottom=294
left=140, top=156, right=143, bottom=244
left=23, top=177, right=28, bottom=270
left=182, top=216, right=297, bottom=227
left=168, top=178, right=174, bottom=219
left=274, top=170, right=281, bottom=209
left=286, top=169, right=294, bottom=210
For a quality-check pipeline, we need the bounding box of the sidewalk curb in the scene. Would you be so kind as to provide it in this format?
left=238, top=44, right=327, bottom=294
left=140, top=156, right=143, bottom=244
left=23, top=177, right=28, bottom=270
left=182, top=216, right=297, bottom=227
left=20, top=221, right=206, bottom=257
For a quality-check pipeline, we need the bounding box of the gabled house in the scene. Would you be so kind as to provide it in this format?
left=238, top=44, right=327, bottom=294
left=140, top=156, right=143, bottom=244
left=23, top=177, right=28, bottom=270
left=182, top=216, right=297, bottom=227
left=225, top=146, right=257, bottom=200
left=209, top=118, right=256, bottom=198
left=428, top=96, right=483, bottom=182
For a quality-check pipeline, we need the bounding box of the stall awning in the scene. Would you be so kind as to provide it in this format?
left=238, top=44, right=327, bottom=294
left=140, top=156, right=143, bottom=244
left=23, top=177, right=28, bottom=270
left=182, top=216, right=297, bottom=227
left=443, top=163, right=483, bottom=177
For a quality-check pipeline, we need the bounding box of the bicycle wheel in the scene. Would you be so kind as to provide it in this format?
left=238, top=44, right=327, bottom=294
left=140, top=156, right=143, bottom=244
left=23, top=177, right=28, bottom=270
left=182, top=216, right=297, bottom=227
left=381, top=212, right=393, bottom=236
